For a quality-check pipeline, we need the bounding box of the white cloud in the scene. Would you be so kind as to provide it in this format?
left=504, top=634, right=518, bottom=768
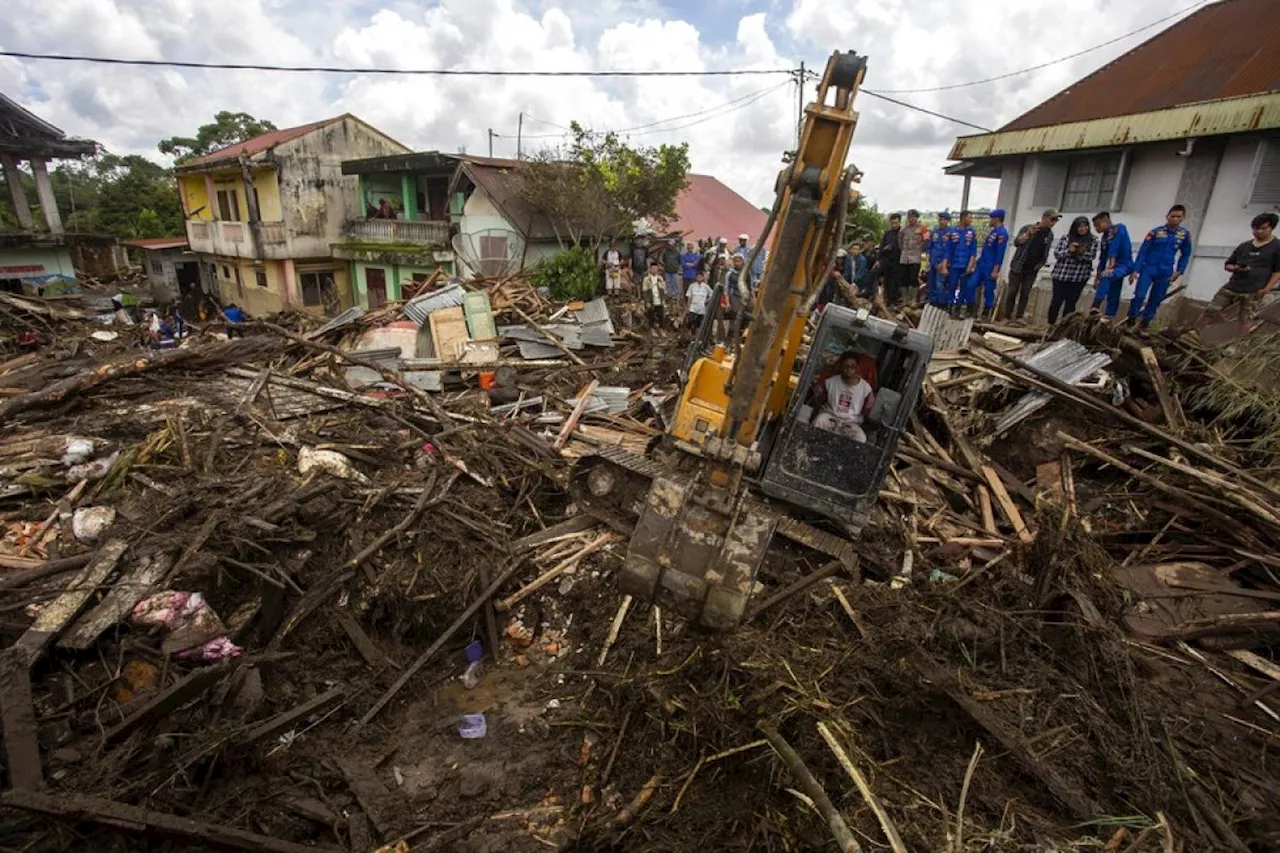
left=0, top=0, right=1192, bottom=213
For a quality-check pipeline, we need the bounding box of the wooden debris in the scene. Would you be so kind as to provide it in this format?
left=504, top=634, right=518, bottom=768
left=60, top=552, right=173, bottom=650
left=240, top=686, right=345, bottom=746
left=14, top=539, right=128, bottom=662
left=1140, top=346, right=1187, bottom=433
left=0, top=647, right=41, bottom=791
left=106, top=662, right=233, bottom=744
left=817, top=722, right=907, bottom=853
left=760, top=722, right=862, bottom=853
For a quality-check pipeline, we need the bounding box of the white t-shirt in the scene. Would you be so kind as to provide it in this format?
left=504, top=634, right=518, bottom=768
left=643, top=274, right=665, bottom=306
left=687, top=281, right=712, bottom=314
left=823, top=375, right=874, bottom=423
left=605, top=249, right=620, bottom=266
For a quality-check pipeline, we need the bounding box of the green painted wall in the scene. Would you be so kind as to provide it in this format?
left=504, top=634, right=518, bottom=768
left=352, top=261, right=453, bottom=308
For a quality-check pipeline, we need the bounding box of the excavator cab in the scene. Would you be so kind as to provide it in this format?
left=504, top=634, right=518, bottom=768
left=759, top=307, right=933, bottom=535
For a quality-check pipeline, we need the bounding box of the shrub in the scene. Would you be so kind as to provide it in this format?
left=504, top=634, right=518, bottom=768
left=530, top=246, right=599, bottom=301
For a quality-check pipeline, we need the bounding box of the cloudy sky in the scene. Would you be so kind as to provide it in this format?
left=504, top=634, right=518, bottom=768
left=0, top=0, right=1205, bottom=213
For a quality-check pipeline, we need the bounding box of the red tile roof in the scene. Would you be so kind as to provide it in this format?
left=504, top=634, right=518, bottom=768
left=180, top=115, right=349, bottom=167
left=667, top=174, right=767, bottom=242
left=1002, top=0, right=1280, bottom=132
left=123, top=237, right=188, bottom=250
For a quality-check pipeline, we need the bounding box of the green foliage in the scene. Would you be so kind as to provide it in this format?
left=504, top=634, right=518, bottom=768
left=844, top=196, right=889, bottom=244
left=158, top=111, right=278, bottom=164
left=516, top=122, right=690, bottom=248
left=530, top=246, right=599, bottom=301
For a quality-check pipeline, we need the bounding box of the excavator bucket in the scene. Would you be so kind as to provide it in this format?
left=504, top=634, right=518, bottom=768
left=618, top=475, right=777, bottom=631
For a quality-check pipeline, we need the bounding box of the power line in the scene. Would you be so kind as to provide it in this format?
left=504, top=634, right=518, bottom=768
left=873, top=0, right=1209, bottom=94
left=0, top=50, right=792, bottom=77
left=861, top=89, right=991, bottom=132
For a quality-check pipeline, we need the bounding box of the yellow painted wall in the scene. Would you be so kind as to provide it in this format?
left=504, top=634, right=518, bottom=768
left=181, top=176, right=212, bottom=221
left=253, top=169, right=283, bottom=221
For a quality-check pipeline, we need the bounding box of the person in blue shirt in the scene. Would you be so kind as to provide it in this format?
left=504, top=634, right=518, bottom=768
left=946, top=210, right=978, bottom=310
left=1089, top=212, right=1133, bottom=320
left=962, top=209, right=1009, bottom=318
left=224, top=303, right=246, bottom=338
left=848, top=243, right=868, bottom=293
left=680, top=242, right=701, bottom=292
left=924, top=211, right=953, bottom=307
left=1127, top=204, right=1193, bottom=329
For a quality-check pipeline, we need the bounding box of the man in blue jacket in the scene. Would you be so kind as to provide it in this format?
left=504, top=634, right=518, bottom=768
left=1089, top=212, right=1133, bottom=320
left=946, top=210, right=978, bottom=312
left=924, top=211, right=953, bottom=307
left=1128, top=204, right=1193, bottom=328
left=962, top=209, right=1008, bottom=318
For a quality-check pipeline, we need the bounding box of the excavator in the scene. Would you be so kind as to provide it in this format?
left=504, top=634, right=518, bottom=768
left=570, top=51, right=934, bottom=629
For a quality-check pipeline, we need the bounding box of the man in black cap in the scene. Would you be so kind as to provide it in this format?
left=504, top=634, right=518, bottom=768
left=897, top=209, right=929, bottom=306
left=1001, top=208, right=1060, bottom=322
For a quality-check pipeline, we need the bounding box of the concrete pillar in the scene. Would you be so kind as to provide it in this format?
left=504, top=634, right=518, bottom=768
left=960, top=174, right=972, bottom=213
left=280, top=259, right=298, bottom=307
left=400, top=174, right=416, bottom=219
left=1173, top=137, right=1225, bottom=237
left=29, top=158, right=62, bottom=234
left=1, top=154, right=35, bottom=231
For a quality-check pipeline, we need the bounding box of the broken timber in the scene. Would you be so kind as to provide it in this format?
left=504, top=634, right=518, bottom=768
left=106, top=662, right=233, bottom=744
left=2, top=789, right=338, bottom=853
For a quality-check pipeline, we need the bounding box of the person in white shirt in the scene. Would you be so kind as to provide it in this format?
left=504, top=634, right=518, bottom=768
left=642, top=261, right=666, bottom=327
left=603, top=241, right=622, bottom=294
left=684, top=270, right=713, bottom=334
left=812, top=352, right=876, bottom=443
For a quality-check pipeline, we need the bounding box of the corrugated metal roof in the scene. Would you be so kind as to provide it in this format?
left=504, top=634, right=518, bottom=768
left=663, top=174, right=768, bottom=242
left=992, top=340, right=1112, bottom=436
left=1000, top=0, right=1280, bottom=133
left=403, top=283, right=466, bottom=327
left=123, top=237, right=188, bottom=251
left=951, top=92, right=1280, bottom=160
left=179, top=116, right=347, bottom=168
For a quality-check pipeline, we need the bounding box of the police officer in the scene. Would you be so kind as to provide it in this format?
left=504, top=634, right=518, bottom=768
left=1090, top=212, right=1133, bottom=321
left=964, top=208, right=1008, bottom=318
left=946, top=210, right=978, bottom=311
left=925, top=211, right=953, bottom=307
left=1128, top=204, right=1193, bottom=329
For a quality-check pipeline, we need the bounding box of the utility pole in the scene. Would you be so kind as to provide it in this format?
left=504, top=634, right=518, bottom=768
left=796, top=61, right=805, bottom=145
left=488, top=128, right=494, bottom=158
left=517, top=113, right=524, bottom=160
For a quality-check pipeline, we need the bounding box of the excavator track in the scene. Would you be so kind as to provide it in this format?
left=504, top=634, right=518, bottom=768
left=570, top=446, right=858, bottom=573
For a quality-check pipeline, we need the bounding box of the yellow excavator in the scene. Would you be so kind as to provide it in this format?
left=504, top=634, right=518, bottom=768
left=570, top=51, right=934, bottom=629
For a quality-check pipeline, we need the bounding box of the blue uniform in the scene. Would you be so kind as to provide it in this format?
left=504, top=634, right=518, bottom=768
left=1129, top=222, right=1192, bottom=323
left=925, top=225, right=953, bottom=306
left=946, top=225, right=978, bottom=306
left=1094, top=223, right=1133, bottom=318
left=963, top=224, right=1009, bottom=309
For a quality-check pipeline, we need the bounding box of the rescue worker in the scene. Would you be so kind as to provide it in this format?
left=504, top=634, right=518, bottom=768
left=925, top=211, right=953, bottom=307
left=1089, top=212, right=1133, bottom=320
left=946, top=210, right=978, bottom=310
left=1127, top=204, right=1193, bottom=329
left=964, top=209, right=1008, bottom=318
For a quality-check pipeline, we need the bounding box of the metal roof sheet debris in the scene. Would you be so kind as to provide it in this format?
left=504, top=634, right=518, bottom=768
left=308, top=306, right=365, bottom=338
left=489, top=396, right=544, bottom=416
left=513, top=339, right=565, bottom=360
left=569, top=385, right=631, bottom=415
left=403, top=283, right=466, bottom=327
left=990, top=340, right=1113, bottom=437
left=572, top=298, right=616, bottom=335
left=402, top=371, right=443, bottom=392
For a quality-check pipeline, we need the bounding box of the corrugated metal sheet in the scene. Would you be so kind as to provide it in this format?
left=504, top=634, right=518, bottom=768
left=572, top=297, right=616, bottom=334
left=309, top=306, right=364, bottom=338
left=999, top=0, right=1280, bottom=133
left=952, top=92, right=1280, bottom=160
left=991, top=340, right=1112, bottom=436
left=403, top=283, right=466, bottom=327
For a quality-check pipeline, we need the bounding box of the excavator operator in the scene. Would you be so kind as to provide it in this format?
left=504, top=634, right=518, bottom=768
left=810, top=351, right=876, bottom=442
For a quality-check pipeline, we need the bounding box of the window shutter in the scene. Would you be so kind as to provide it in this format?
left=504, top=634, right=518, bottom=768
left=1247, top=139, right=1280, bottom=206
left=1110, top=149, right=1131, bottom=211
left=1032, top=158, right=1067, bottom=208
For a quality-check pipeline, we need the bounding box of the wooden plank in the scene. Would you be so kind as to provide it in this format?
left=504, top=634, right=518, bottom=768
left=60, top=553, right=172, bottom=650
left=1140, top=346, right=1187, bottom=433
left=0, top=553, right=92, bottom=590
left=338, top=757, right=402, bottom=840
left=508, top=516, right=596, bottom=555
left=977, top=486, right=997, bottom=535
left=240, top=686, right=345, bottom=746
left=335, top=609, right=392, bottom=668
left=981, top=465, right=1034, bottom=545
left=554, top=379, right=599, bottom=451
left=0, top=648, right=41, bottom=790
left=15, top=539, right=128, bottom=661
left=106, top=663, right=232, bottom=744
left=2, top=790, right=337, bottom=853
left=1227, top=649, right=1280, bottom=682
left=428, top=306, right=470, bottom=362
left=913, top=654, right=1098, bottom=820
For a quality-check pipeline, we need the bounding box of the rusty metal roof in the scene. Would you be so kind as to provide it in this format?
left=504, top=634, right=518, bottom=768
left=1003, top=0, right=1280, bottom=133
left=951, top=91, right=1280, bottom=160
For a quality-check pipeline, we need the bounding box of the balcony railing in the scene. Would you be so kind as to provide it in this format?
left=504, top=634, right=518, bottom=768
left=186, top=219, right=286, bottom=257
left=260, top=221, right=287, bottom=245
left=344, top=218, right=450, bottom=245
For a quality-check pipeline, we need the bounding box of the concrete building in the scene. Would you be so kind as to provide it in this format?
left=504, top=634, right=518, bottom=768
left=176, top=114, right=409, bottom=316
left=0, top=93, right=125, bottom=294
left=124, top=237, right=201, bottom=304
left=946, top=0, right=1280, bottom=319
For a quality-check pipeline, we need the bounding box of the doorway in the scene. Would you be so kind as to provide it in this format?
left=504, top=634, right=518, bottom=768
left=366, top=267, right=388, bottom=309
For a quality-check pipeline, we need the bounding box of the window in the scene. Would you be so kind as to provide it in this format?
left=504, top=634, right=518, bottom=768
left=1247, top=138, right=1280, bottom=205
left=1033, top=151, right=1128, bottom=211
left=216, top=189, right=241, bottom=221
left=255, top=271, right=268, bottom=288
left=150, top=261, right=163, bottom=275
left=221, top=265, right=231, bottom=278
left=478, top=234, right=509, bottom=277
left=300, top=271, right=336, bottom=309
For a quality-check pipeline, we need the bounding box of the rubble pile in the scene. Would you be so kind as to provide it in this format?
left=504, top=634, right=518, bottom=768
left=0, top=278, right=1276, bottom=853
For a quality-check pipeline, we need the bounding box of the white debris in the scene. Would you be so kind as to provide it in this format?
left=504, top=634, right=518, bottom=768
left=297, top=446, right=369, bottom=484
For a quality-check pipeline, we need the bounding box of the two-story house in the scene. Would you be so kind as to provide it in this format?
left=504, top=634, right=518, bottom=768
left=945, top=0, right=1280, bottom=321
left=177, top=114, right=409, bottom=315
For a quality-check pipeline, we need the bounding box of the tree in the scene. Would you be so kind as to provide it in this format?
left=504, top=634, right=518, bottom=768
left=843, top=195, right=889, bottom=245
left=515, top=122, right=690, bottom=248
left=158, top=111, right=278, bottom=164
